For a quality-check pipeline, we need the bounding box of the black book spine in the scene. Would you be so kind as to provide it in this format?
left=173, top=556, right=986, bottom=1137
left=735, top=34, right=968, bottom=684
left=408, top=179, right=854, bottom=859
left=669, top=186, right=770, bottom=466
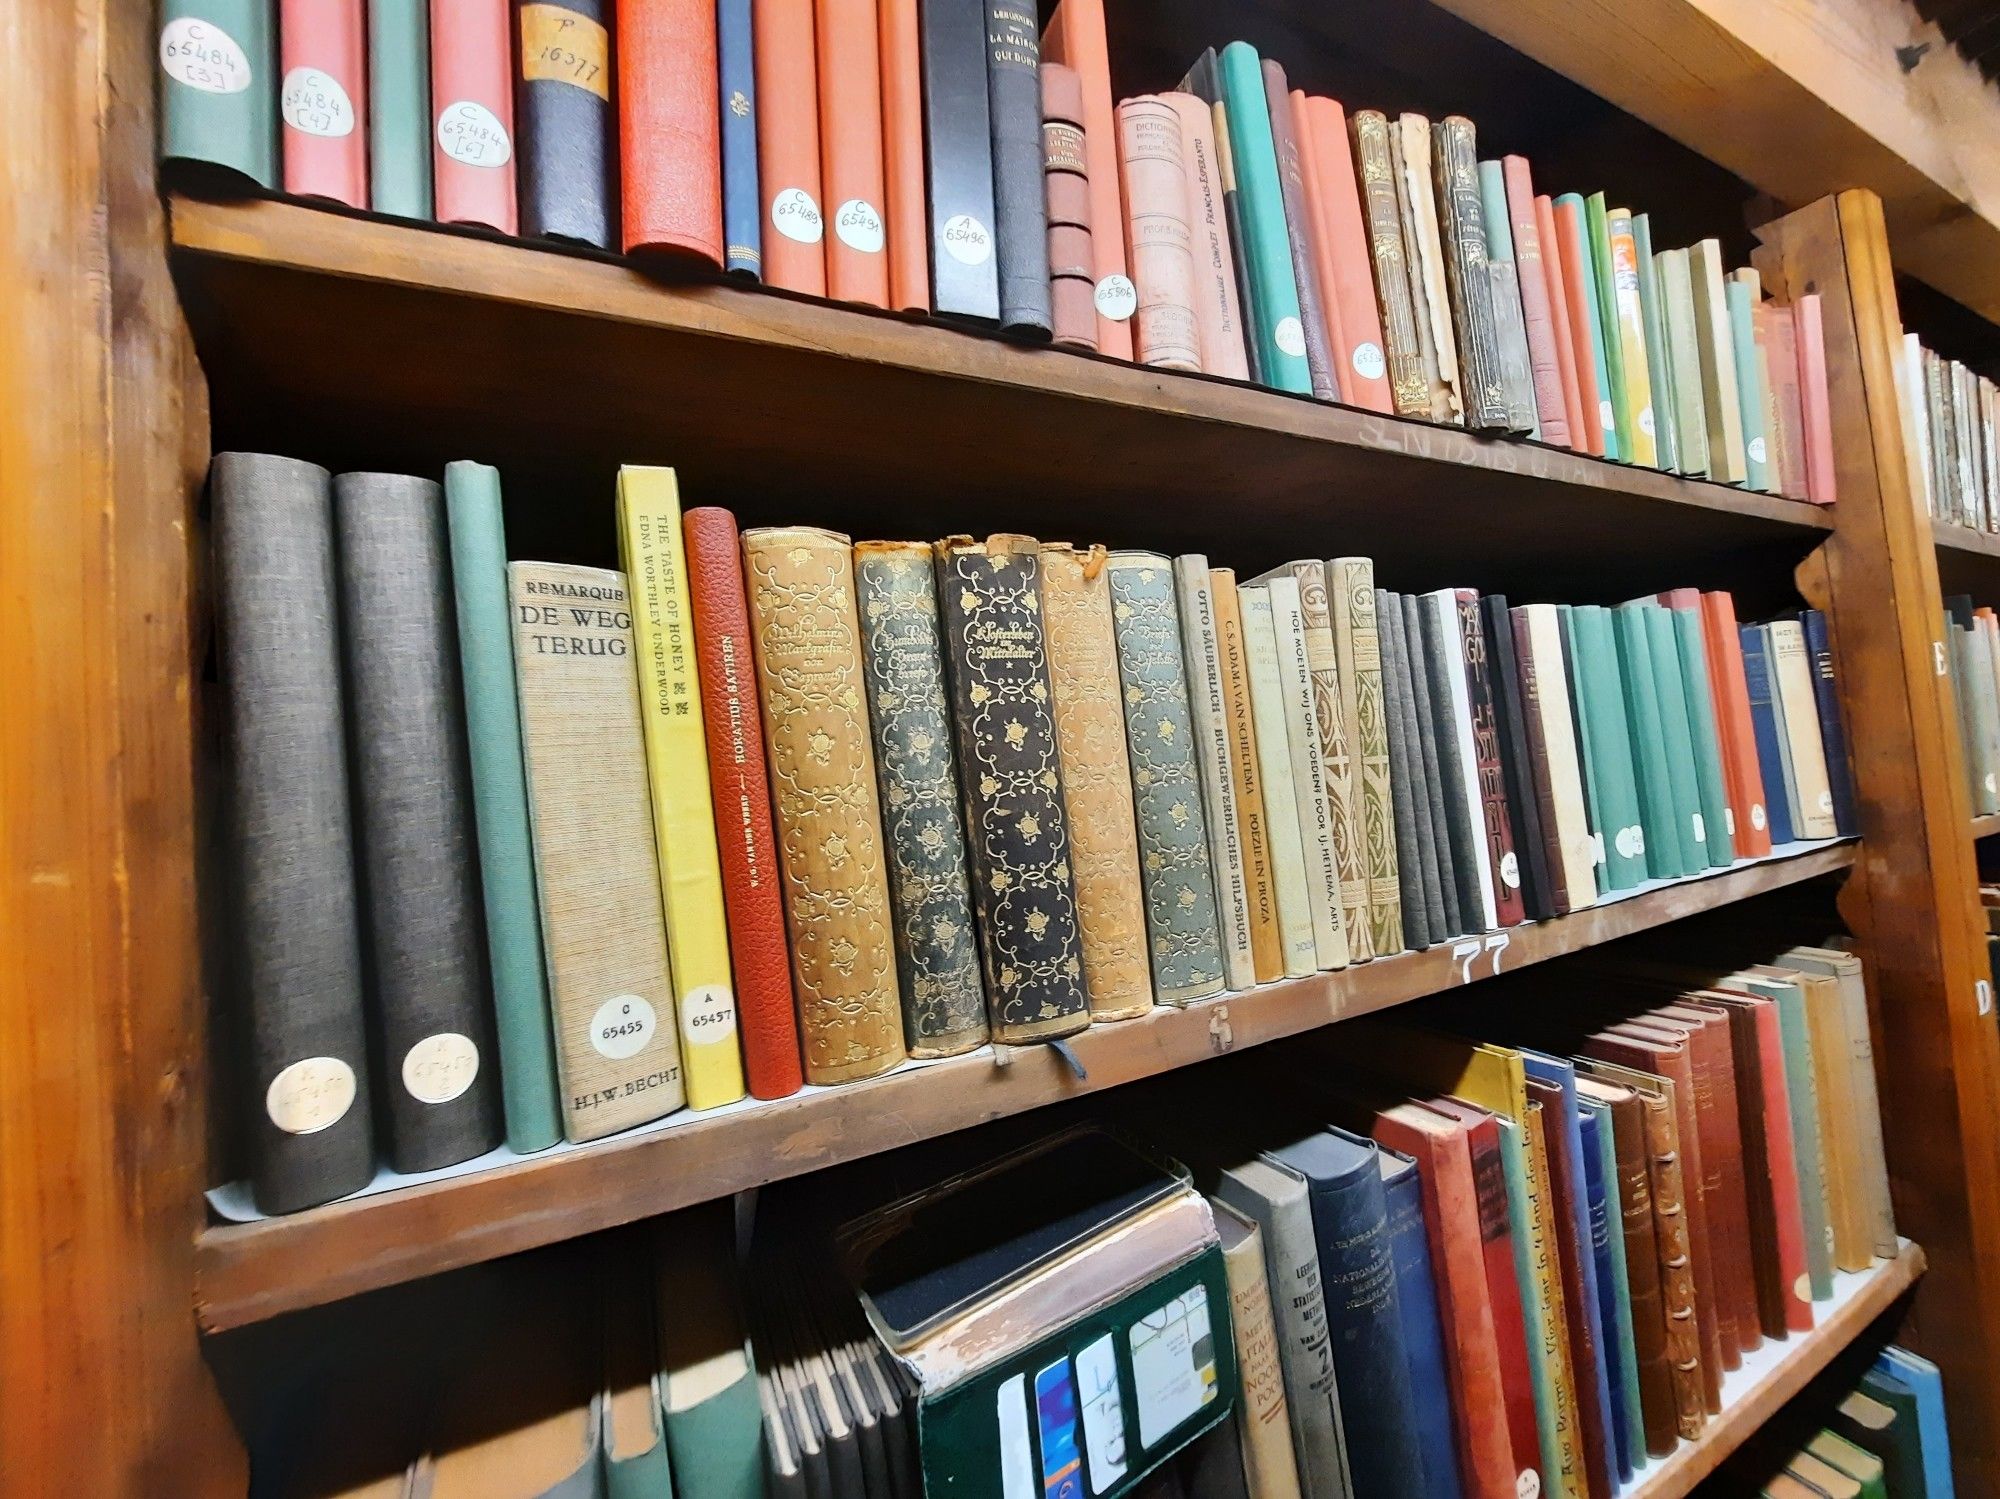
left=513, top=0, right=617, bottom=248
left=1375, top=590, right=1431, bottom=949
left=1181, top=48, right=1263, bottom=385
left=1799, top=608, right=1860, bottom=837
left=1419, top=600, right=1486, bottom=932
left=920, top=0, right=1000, bottom=320
left=984, top=0, right=1052, bottom=335
left=212, top=453, right=375, bottom=1215
left=1433, top=116, right=1511, bottom=430
left=333, top=473, right=503, bottom=1174
left=1482, top=593, right=1556, bottom=920
left=1401, top=592, right=1459, bottom=938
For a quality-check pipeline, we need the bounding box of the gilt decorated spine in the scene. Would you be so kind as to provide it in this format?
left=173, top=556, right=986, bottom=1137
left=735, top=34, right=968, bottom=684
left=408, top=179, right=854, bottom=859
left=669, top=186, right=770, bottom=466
left=1351, top=109, right=1428, bottom=419
left=1333, top=558, right=1402, bottom=957
left=1433, top=117, right=1509, bottom=429
left=1292, top=561, right=1372, bottom=960
left=1238, top=584, right=1320, bottom=978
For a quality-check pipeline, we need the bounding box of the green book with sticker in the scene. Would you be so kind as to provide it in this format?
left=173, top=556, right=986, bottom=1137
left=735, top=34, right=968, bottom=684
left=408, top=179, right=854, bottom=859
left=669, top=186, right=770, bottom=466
left=1658, top=594, right=1737, bottom=866
left=1219, top=42, right=1313, bottom=395
left=1728, top=276, right=1774, bottom=492
left=1610, top=604, right=1686, bottom=880
left=1634, top=217, right=1679, bottom=473
left=1566, top=606, right=1648, bottom=892
left=1587, top=194, right=1632, bottom=464
left=1556, top=194, right=1619, bottom=461
left=1640, top=602, right=1710, bottom=874
left=158, top=0, right=277, bottom=189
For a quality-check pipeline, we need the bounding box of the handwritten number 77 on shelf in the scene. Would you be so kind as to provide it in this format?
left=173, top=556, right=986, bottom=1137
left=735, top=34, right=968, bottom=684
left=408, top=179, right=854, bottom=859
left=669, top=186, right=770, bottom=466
left=1450, top=933, right=1512, bottom=985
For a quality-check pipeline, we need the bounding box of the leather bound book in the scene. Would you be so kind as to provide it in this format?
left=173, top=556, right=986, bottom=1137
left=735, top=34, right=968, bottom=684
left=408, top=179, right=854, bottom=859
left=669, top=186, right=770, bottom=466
left=1381, top=1149, right=1474, bottom=1499
left=1553, top=196, right=1611, bottom=457
left=1351, top=109, right=1430, bottom=419
left=1714, top=988, right=1812, bottom=1331
left=369, top=0, right=432, bottom=216
left=741, top=527, right=906, bottom=1083
left=516, top=0, right=614, bottom=246
left=1533, top=191, right=1591, bottom=450
left=853, top=543, right=988, bottom=1056
left=1118, top=97, right=1203, bottom=372
left=1260, top=60, right=1338, bottom=401
left=430, top=0, right=518, bottom=233
left=1433, top=118, right=1510, bottom=430
left=1333, top=559, right=1403, bottom=956
left=509, top=562, right=688, bottom=1139
left=1039, top=544, right=1154, bottom=1018
left=1500, top=158, right=1571, bottom=445
left=1696, top=993, right=1785, bottom=1335
left=1212, top=572, right=1285, bottom=982
left=1395, top=115, right=1462, bottom=424
left=1378, top=591, right=1435, bottom=949
left=719, top=0, right=762, bottom=276
left=1482, top=594, right=1554, bottom=920
left=682, top=508, right=803, bottom=1100
left=1288, top=561, right=1372, bottom=958
left=1304, top=96, right=1393, bottom=413
left=1387, top=592, right=1450, bottom=941
left=1477, top=158, right=1541, bottom=436
left=919, top=0, right=996, bottom=319
left=442, top=463, right=563, bottom=1154
left=1458, top=590, right=1525, bottom=926
left=1039, top=0, right=1133, bottom=358
left=1105, top=552, right=1228, bottom=1002
left=212, top=454, right=373, bottom=1213
left=1218, top=43, right=1311, bottom=395
left=934, top=536, right=1089, bottom=1040
left=160, top=0, right=277, bottom=190
left=1423, top=591, right=1497, bottom=931
left=1238, top=585, right=1321, bottom=977
left=985, top=0, right=1052, bottom=335
left=333, top=473, right=501, bottom=1173
left=1513, top=605, right=1594, bottom=911
left=1043, top=65, right=1097, bottom=350
left=1176, top=557, right=1255, bottom=988
left=1700, top=590, right=1771, bottom=856
left=280, top=0, right=367, bottom=206
left=1797, top=294, right=1839, bottom=504
left=878, top=0, right=927, bottom=308
left=1172, top=92, right=1251, bottom=380
left=754, top=5, right=829, bottom=295
left=816, top=0, right=889, bottom=304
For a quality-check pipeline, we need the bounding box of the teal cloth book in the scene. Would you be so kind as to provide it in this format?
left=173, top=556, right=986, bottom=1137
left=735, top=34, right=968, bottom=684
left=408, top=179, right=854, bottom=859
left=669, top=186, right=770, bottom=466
left=1566, top=606, right=1648, bottom=892
left=158, top=0, right=276, bottom=189
left=1586, top=193, right=1630, bottom=464
left=1662, top=601, right=1736, bottom=866
left=1497, top=1116, right=1567, bottom=1496
left=1557, top=193, right=1619, bottom=461
left=1609, top=604, right=1686, bottom=881
left=1581, top=1095, right=1644, bottom=1472
left=1753, top=971, right=1836, bottom=1299
left=1633, top=215, right=1679, bottom=473
left=1727, top=279, right=1773, bottom=492
left=1218, top=42, right=1313, bottom=395
left=1874, top=1347, right=1953, bottom=1498
left=658, top=1205, right=766, bottom=1499
left=442, top=462, right=564, bottom=1154
left=1640, top=603, right=1710, bottom=875
left=368, top=0, right=433, bottom=218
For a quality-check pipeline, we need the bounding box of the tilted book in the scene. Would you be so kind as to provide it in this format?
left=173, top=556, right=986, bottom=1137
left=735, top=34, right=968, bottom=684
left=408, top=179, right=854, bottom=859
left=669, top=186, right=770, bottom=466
left=1237, top=584, right=1321, bottom=978
left=1768, top=619, right=1839, bottom=839
left=1586, top=193, right=1632, bottom=465
left=1302, top=93, right=1392, bottom=412
left=1217, top=42, right=1311, bottom=394
left=1261, top=59, right=1338, bottom=401
left=1432, top=118, right=1510, bottom=430
left=1476, top=157, right=1541, bottom=436
left=1212, top=1201, right=1307, bottom=1499
left=1118, top=96, right=1203, bottom=372
left=1395, top=114, right=1461, bottom=424
left=1176, top=557, right=1256, bottom=990
left=1607, top=209, right=1660, bottom=469
left=1351, top=109, right=1429, bottom=419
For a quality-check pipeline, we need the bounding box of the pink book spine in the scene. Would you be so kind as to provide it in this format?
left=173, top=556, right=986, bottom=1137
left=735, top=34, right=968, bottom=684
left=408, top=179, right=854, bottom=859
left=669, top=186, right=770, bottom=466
left=1292, top=91, right=1353, bottom=403
left=1796, top=294, right=1839, bottom=505
left=1302, top=96, right=1391, bottom=414
left=280, top=0, right=368, bottom=207
left=1166, top=93, right=1249, bottom=381
left=1117, top=96, right=1202, bottom=373
left=430, top=0, right=518, bottom=234
left=1042, top=0, right=1133, bottom=359
left=1501, top=157, right=1571, bottom=447
left=1537, top=192, right=1592, bottom=454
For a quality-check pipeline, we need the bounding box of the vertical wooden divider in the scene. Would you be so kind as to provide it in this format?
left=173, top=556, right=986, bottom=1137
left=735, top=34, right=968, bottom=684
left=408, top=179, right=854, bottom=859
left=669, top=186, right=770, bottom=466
left=1756, top=190, right=2000, bottom=1493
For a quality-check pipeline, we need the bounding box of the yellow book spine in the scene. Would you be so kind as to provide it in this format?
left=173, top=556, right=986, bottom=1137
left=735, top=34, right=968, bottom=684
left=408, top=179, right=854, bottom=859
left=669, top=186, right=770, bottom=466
left=1526, top=1105, right=1590, bottom=1499
left=1608, top=212, right=1659, bottom=469
left=617, top=466, right=746, bottom=1109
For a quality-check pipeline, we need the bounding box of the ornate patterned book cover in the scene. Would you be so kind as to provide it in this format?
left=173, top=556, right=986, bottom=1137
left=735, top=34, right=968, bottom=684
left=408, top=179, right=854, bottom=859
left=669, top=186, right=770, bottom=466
left=1040, top=544, right=1153, bottom=1018
left=1105, top=551, right=1227, bottom=1003
left=1432, top=116, right=1510, bottom=429
left=1351, top=108, right=1428, bottom=419
left=741, top=527, right=907, bottom=1083
left=854, top=542, right=989, bottom=1056
left=1175, top=556, right=1255, bottom=990
left=1289, top=559, right=1372, bottom=960
left=1395, top=113, right=1462, bottom=424
left=933, top=535, right=1090, bottom=1040
left=1331, top=558, right=1402, bottom=958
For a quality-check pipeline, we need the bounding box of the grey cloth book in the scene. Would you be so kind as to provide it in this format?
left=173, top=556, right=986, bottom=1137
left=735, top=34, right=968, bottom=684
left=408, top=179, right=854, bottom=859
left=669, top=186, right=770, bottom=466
left=333, top=471, right=502, bottom=1174
left=1403, top=593, right=1463, bottom=938
left=1388, top=592, right=1449, bottom=944
left=1375, top=592, right=1431, bottom=950
left=211, top=452, right=375, bottom=1216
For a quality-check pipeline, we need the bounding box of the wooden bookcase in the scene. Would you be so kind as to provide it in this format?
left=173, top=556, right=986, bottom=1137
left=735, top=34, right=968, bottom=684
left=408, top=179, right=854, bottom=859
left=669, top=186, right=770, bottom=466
left=9, top=1, right=1999, bottom=1494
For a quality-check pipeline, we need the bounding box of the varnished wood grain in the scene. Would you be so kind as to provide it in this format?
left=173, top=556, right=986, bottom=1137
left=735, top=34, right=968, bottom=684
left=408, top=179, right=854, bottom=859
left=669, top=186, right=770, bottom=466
left=194, top=841, right=1853, bottom=1330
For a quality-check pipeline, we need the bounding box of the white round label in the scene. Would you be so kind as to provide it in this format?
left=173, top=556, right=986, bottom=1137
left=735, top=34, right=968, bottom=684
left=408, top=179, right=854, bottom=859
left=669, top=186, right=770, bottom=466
left=1819, top=789, right=1835, bottom=813
left=1599, top=399, right=1616, bottom=435
left=402, top=1032, right=480, bottom=1105
left=770, top=187, right=824, bottom=244
left=436, top=101, right=512, bottom=167
left=834, top=198, right=885, bottom=254
left=590, top=993, right=657, bottom=1060
left=1749, top=436, right=1769, bottom=465
left=1614, top=824, right=1644, bottom=859
left=1352, top=342, right=1387, bottom=381
left=1752, top=804, right=1768, bottom=831
left=1725, top=807, right=1737, bottom=835
left=1638, top=406, right=1656, bottom=437
left=1590, top=832, right=1606, bottom=865
left=679, top=984, right=739, bottom=1044
left=1517, top=1471, right=1542, bottom=1499
left=282, top=67, right=356, bottom=138
left=942, top=214, right=993, bottom=266
left=1692, top=812, right=1707, bottom=844
left=1094, top=274, right=1137, bottom=321
left=160, top=18, right=252, bottom=93
left=1274, top=316, right=1307, bottom=358
left=265, top=1057, right=356, bottom=1136
left=1499, top=851, right=1521, bottom=889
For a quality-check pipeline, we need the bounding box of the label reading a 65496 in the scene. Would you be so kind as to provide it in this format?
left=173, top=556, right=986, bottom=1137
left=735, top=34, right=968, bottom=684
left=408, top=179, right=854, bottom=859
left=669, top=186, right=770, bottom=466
left=590, top=993, right=657, bottom=1060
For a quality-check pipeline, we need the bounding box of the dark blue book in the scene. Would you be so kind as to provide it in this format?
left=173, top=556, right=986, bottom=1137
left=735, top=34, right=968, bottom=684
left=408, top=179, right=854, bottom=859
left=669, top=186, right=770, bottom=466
left=717, top=0, right=761, bottom=278
left=1576, top=1107, right=1632, bottom=1482
left=1799, top=608, right=1858, bottom=836
left=1739, top=624, right=1798, bottom=844
left=1380, top=1146, right=1466, bottom=1499
left=1268, top=1127, right=1423, bottom=1499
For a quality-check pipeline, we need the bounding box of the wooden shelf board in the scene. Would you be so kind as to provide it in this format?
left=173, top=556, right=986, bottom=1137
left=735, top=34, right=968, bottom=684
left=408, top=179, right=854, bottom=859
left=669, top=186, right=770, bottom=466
left=1972, top=812, right=2000, bottom=839
left=1933, top=521, right=2000, bottom=560
left=1627, top=1243, right=1927, bottom=1498
left=193, top=839, right=1854, bottom=1332
left=165, top=195, right=1829, bottom=598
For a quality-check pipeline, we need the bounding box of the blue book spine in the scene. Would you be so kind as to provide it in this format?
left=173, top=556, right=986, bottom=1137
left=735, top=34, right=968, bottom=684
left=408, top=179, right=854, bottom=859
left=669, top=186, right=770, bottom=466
left=717, top=0, right=762, bottom=278
left=1382, top=1152, right=1467, bottom=1499
left=1577, top=1109, right=1633, bottom=1482
left=1800, top=609, right=1859, bottom=835
left=1739, top=624, right=1798, bottom=844
left=1876, top=1347, right=1955, bottom=1499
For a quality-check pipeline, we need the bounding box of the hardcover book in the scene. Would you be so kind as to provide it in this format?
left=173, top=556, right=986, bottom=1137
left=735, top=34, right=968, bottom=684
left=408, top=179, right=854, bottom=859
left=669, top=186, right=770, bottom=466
left=1690, top=240, right=1748, bottom=483
left=1536, top=192, right=1593, bottom=453
left=879, top=0, right=926, bottom=307
left=1286, top=561, right=1372, bottom=958
left=1378, top=591, right=1438, bottom=947
left=1180, top=50, right=1261, bottom=384
left=1726, top=276, right=1772, bottom=491
left=1352, top=108, right=1429, bottom=419
left=1303, top=95, right=1392, bottom=412
left=1606, top=209, right=1659, bottom=468
left=1332, top=560, right=1402, bottom=956
left=984, top=0, right=1052, bottom=334
left=517, top=0, right=613, bottom=246
left=919, top=0, right=997, bottom=318
left=1212, top=1202, right=1306, bottom=1499
left=1237, top=584, right=1322, bottom=978
left=1476, top=157, right=1541, bottom=436
left=1044, top=65, right=1098, bottom=349
left=1218, top=43, right=1311, bottom=394
left=754, top=0, right=827, bottom=296
left=1514, top=603, right=1598, bottom=910
left=1039, top=0, right=1134, bottom=357
left=1381, top=1147, right=1470, bottom=1499
left=718, top=0, right=761, bottom=276
left=1634, top=214, right=1678, bottom=472
left=1456, top=589, right=1524, bottom=927
left=369, top=0, right=431, bottom=216
left=1700, top=591, right=1770, bottom=855
left=1212, top=571, right=1285, bottom=982
left=1261, top=60, right=1338, bottom=401
left=1403, top=594, right=1462, bottom=937
left=280, top=0, right=367, bottom=207
left=1739, top=624, right=1799, bottom=845
left=1657, top=248, right=1711, bottom=475
left=1422, top=590, right=1496, bottom=931
left=1499, top=156, right=1570, bottom=444
left=430, top=0, right=517, bottom=233
left=1433, top=117, right=1509, bottom=430
left=1482, top=593, right=1554, bottom=919
left=1768, top=619, right=1839, bottom=839
left=160, top=0, right=277, bottom=189
left=816, top=0, right=890, bottom=304
left=1396, top=114, right=1462, bottom=424
left=1119, top=97, right=1203, bottom=372
left=1177, top=557, right=1255, bottom=989
left=1554, top=194, right=1614, bottom=457
left=1171, top=92, right=1249, bottom=379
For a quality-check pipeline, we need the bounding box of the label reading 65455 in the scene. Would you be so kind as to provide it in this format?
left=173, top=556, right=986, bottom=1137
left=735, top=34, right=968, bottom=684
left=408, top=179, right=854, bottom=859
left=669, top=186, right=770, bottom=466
left=590, top=993, right=657, bottom=1060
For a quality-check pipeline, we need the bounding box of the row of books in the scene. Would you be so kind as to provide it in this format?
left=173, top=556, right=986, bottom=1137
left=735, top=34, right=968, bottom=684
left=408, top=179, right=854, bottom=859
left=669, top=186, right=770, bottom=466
left=1899, top=334, right=1999, bottom=533
left=1943, top=595, right=2000, bottom=816
left=211, top=451, right=1855, bottom=1216
left=158, top=3, right=1837, bottom=500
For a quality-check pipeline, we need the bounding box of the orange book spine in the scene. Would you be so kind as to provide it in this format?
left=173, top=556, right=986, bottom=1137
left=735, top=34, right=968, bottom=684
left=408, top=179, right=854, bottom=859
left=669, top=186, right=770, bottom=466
left=878, top=0, right=928, bottom=311
left=1291, top=91, right=1353, bottom=404
left=753, top=0, right=827, bottom=295
left=816, top=0, right=890, bottom=306
left=1552, top=195, right=1606, bottom=458
left=618, top=0, right=723, bottom=263
left=280, top=0, right=368, bottom=208
left=430, top=0, right=517, bottom=233
left=1701, top=590, right=1773, bottom=857
left=1535, top=193, right=1588, bottom=451
left=1042, top=0, right=1133, bottom=359
left=1302, top=95, right=1392, bottom=414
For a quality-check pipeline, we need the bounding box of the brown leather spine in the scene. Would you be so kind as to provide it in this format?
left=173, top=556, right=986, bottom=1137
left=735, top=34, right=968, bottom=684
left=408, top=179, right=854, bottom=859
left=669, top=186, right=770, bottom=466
left=1350, top=110, right=1428, bottom=418
left=1527, top=1075, right=1613, bottom=1499
left=1433, top=116, right=1510, bottom=429
left=1639, top=1087, right=1707, bottom=1439
left=1605, top=1083, right=1676, bottom=1458
left=1041, top=63, right=1096, bottom=350
left=1458, top=590, right=1524, bottom=926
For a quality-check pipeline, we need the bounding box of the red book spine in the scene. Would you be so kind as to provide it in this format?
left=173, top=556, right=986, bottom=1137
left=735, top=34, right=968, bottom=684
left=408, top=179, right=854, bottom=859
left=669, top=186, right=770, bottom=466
left=1041, top=0, right=1133, bottom=359
left=683, top=507, right=805, bottom=1100
left=1766, top=306, right=1810, bottom=501
left=878, top=0, right=929, bottom=311
left=618, top=0, right=723, bottom=263
left=1290, top=91, right=1352, bottom=403
left=1700, top=590, right=1773, bottom=857
left=1797, top=294, right=1839, bottom=505
left=280, top=0, right=367, bottom=207
left=1749, top=1000, right=1814, bottom=1332
left=1459, top=590, right=1526, bottom=926
left=815, top=0, right=890, bottom=306
left=1535, top=192, right=1589, bottom=452
left=430, top=0, right=518, bottom=233
left=1663, top=1008, right=1761, bottom=1359
left=753, top=0, right=828, bottom=295
left=1552, top=196, right=1606, bottom=458
left=1500, top=157, right=1570, bottom=447
left=1303, top=96, right=1393, bottom=414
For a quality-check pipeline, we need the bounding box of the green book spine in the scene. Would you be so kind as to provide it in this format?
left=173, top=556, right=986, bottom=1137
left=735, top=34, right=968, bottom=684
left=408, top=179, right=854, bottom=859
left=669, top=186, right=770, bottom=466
left=1610, top=604, right=1685, bottom=880
left=368, top=0, right=434, bottom=218
left=1558, top=194, right=1619, bottom=461
left=1583, top=1098, right=1646, bottom=1473
left=158, top=0, right=277, bottom=188
left=1607, top=209, right=1660, bottom=469
left=1659, top=249, right=1712, bottom=477
left=1667, top=608, right=1736, bottom=866
left=1500, top=1118, right=1572, bottom=1499
left=1219, top=42, right=1313, bottom=395
left=1577, top=608, right=1648, bottom=889
left=1727, top=279, right=1774, bottom=491
left=1773, top=979, right=1836, bottom=1298
left=1633, top=216, right=1679, bottom=473
left=1640, top=604, right=1709, bottom=873
left=1587, top=194, right=1631, bottom=463
left=664, top=1374, right=766, bottom=1499
left=443, top=462, right=564, bottom=1154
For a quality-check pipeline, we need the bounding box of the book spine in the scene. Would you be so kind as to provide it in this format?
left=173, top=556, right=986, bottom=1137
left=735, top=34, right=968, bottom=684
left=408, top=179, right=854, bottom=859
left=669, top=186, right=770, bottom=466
left=1769, top=620, right=1838, bottom=838
left=741, top=528, right=906, bottom=1083
left=877, top=0, right=926, bottom=308
left=1238, top=586, right=1321, bottom=978
left=1042, top=0, right=1133, bottom=357
left=1608, top=209, right=1659, bottom=468
left=1483, top=593, right=1555, bottom=920
left=1628, top=1092, right=1705, bottom=1441
left=1659, top=250, right=1711, bottom=475
left=1261, top=61, right=1339, bottom=401
left=1644, top=604, right=1714, bottom=873
left=1511, top=607, right=1573, bottom=915
left=934, top=536, right=1089, bottom=1038
left=1667, top=604, right=1737, bottom=867
left=1426, top=592, right=1497, bottom=929
left=682, top=508, right=804, bottom=1100
left=1382, top=1160, right=1470, bottom=1499
left=1496, top=1119, right=1579, bottom=1499
left=1773, top=987, right=1835, bottom=1299
left=1434, top=118, right=1509, bottom=429
left=1753, top=303, right=1794, bottom=496
left=1765, top=304, right=1809, bottom=498
left=753, top=0, right=826, bottom=296
left=508, top=561, right=688, bottom=1139
left=1106, top=553, right=1229, bottom=1001
left=1177, top=558, right=1255, bottom=989
left=442, top=463, right=564, bottom=1153
left=1702, top=590, right=1770, bottom=854
left=1533, top=191, right=1590, bottom=451
left=279, top=0, right=367, bottom=206
left=1691, top=240, right=1747, bottom=482
left=1297, top=96, right=1388, bottom=412
left=1458, top=590, right=1525, bottom=926
left=334, top=472, right=502, bottom=1173
left=1633, top=214, right=1679, bottom=472
left=1298, top=563, right=1373, bottom=959
left=367, top=0, right=432, bottom=216
left=1270, top=575, right=1350, bottom=966
left=985, top=0, right=1051, bottom=334
left=430, top=0, right=517, bottom=233
left=1519, top=605, right=1597, bottom=908
left=1043, top=65, right=1098, bottom=350
left=1586, top=193, right=1630, bottom=464
left=1796, top=295, right=1838, bottom=504
left=1118, top=97, right=1203, bottom=372
left=1605, top=1097, right=1673, bottom=1458
left=1218, top=43, right=1311, bottom=394
left=853, top=543, right=989, bottom=1055
left=1209, top=87, right=1265, bottom=385
left=1333, top=560, right=1402, bottom=956
left=1552, top=196, right=1609, bottom=457
left=1498, top=157, right=1568, bottom=444
left=1452, top=1116, right=1540, bottom=1493
left=1726, top=279, right=1772, bottom=490
left=1351, top=109, right=1428, bottom=418
left=515, top=0, right=613, bottom=246
left=1738, top=625, right=1798, bottom=844
left=1612, top=603, right=1686, bottom=880
left=1174, top=91, right=1250, bottom=380
left=1377, top=590, right=1434, bottom=948
left=1220, top=1217, right=1309, bottom=1496
left=813, top=0, right=889, bottom=303
left=160, top=0, right=278, bottom=188
left=718, top=0, right=763, bottom=276
left=1477, top=158, right=1540, bottom=436
left=1580, top=1109, right=1639, bottom=1480
left=918, top=0, right=996, bottom=318
left=1395, top=116, right=1460, bottom=423
left=1406, top=592, right=1464, bottom=937
left=1802, top=978, right=1871, bottom=1273
left=1038, top=544, right=1155, bottom=1017
left=212, top=454, right=374, bottom=1213
left=1559, top=194, right=1617, bottom=457
left=1213, top=572, right=1285, bottom=983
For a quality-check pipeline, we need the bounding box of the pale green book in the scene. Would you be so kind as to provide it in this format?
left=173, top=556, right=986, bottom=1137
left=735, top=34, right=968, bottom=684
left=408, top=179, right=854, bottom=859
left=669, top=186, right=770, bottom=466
left=1663, top=602, right=1737, bottom=867
left=1690, top=240, right=1748, bottom=482
left=369, top=0, right=433, bottom=218
left=1657, top=249, right=1712, bottom=477
left=657, top=1206, right=766, bottom=1499
left=1634, top=216, right=1680, bottom=473
left=1727, top=272, right=1775, bottom=492
left=1607, top=210, right=1659, bottom=469
left=1640, top=602, right=1711, bottom=874
left=158, top=0, right=276, bottom=188
left=1587, top=194, right=1633, bottom=464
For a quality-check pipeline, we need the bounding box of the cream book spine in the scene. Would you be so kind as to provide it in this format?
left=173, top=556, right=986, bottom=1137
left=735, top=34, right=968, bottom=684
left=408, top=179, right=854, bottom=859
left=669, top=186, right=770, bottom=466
left=1291, top=560, right=1372, bottom=961
left=1330, top=557, right=1402, bottom=957
left=1214, top=1199, right=1309, bottom=1499
left=1690, top=239, right=1747, bottom=484
left=1177, top=555, right=1256, bottom=991
left=1266, top=574, right=1349, bottom=970
left=1426, top=588, right=1498, bottom=929
left=1213, top=570, right=1286, bottom=983
left=1522, top=604, right=1600, bottom=908
left=1398, top=113, right=1463, bottom=424
left=1239, top=584, right=1320, bottom=979
left=1767, top=619, right=1838, bottom=838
